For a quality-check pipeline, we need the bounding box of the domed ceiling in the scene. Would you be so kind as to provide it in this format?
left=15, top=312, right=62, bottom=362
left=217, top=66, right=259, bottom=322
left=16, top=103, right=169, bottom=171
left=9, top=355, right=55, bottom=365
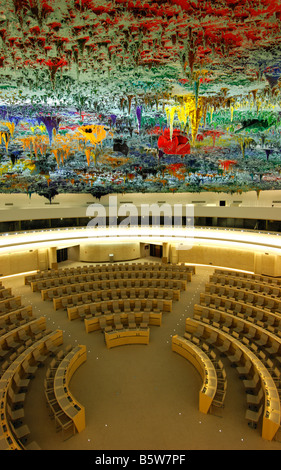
left=0, top=0, right=280, bottom=200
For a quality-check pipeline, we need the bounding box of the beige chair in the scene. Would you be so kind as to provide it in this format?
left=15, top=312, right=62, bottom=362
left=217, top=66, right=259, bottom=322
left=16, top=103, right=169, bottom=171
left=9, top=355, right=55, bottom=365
left=111, top=289, right=119, bottom=300
left=211, top=389, right=226, bottom=408
left=112, top=300, right=121, bottom=314
left=123, top=300, right=131, bottom=313
left=90, top=304, right=98, bottom=316
left=245, top=403, right=264, bottom=429
left=101, top=302, right=111, bottom=315
left=144, top=300, right=153, bottom=313
left=228, top=347, right=242, bottom=366
left=14, top=370, right=30, bottom=390
left=82, top=293, right=91, bottom=304
left=134, top=300, right=142, bottom=313
left=55, top=411, right=75, bottom=441
left=8, top=386, right=26, bottom=406
left=10, top=421, right=30, bottom=445
left=243, top=371, right=260, bottom=391
left=246, top=387, right=264, bottom=407
left=99, top=316, right=113, bottom=333
left=77, top=306, right=86, bottom=320
left=128, top=313, right=137, bottom=329
left=140, top=313, right=149, bottom=329
left=113, top=314, right=123, bottom=330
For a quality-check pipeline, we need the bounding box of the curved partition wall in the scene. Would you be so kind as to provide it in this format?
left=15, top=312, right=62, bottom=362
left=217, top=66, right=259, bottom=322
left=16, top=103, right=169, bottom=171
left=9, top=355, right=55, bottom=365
left=0, top=225, right=281, bottom=277
left=79, top=242, right=140, bottom=263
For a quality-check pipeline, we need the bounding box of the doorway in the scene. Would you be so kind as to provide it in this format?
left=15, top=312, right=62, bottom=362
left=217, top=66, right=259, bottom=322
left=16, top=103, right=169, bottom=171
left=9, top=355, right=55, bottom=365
left=149, top=244, right=163, bottom=258
left=57, top=247, right=68, bottom=263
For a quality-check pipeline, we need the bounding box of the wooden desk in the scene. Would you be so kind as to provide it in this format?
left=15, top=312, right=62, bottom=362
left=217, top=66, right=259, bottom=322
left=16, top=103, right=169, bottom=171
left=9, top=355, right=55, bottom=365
left=199, top=293, right=281, bottom=332
left=0, top=316, right=47, bottom=352
left=54, top=345, right=87, bottom=434
left=205, top=283, right=281, bottom=312
left=68, top=298, right=172, bottom=321
left=172, top=334, right=217, bottom=414
left=55, top=288, right=178, bottom=312
left=210, top=273, right=281, bottom=298
left=84, top=311, right=162, bottom=333
left=0, top=329, right=63, bottom=450
left=105, top=328, right=150, bottom=349
left=185, top=317, right=280, bottom=441
left=32, top=268, right=190, bottom=292
left=41, top=278, right=187, bottom=301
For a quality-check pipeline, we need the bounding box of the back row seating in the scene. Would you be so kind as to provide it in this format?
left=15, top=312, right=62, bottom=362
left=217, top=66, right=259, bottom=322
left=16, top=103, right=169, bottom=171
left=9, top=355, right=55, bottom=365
left=210, top=273, right=281, bottom=298
left=42, top=278, right=186, bottom=301
left=205, top=283, right=281, bottom=314
left=198, top=293, right=281, bottom=334
left=25, top=263, right=195, bottom=285
left=214, top=269, right=281, bottom=286
left=53, top=287, right=179, bottom=311
left=0, top=297, right=22, bottom=316
left=31, top=269, right=191, bottom=292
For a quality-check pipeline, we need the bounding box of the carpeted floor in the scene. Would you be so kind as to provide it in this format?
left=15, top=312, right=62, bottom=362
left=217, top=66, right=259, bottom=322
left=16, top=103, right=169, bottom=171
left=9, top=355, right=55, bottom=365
left=3, top=257, right=281, bottom=451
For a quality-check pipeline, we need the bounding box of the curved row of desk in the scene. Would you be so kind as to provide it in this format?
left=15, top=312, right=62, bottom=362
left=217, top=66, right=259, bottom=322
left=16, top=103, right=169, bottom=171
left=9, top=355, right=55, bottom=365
left=214, top=269, right=281, bottom=286
left=205, top=283, right=281, bottom=313
left=0, top=329, right=63, bottom=449
left=51, top=345, right=87, bottom=438
left=104, top=328, right=150, bottom=349
left=29, top=269, right=191, bottom=293
left=85, top=311, right=162, bottom=333
left=172, top=335, right=218, bottom=414
left=210, top=273, right=281, bottom=297
left=68, top=298, right=172, bottom=321
left=199, top=292, right=281, bottom=333
left=25, top=261, right=193, bottom=287
left=41, top=278, right=186, bottom=303
left=185, top=317, right=280, bottom=441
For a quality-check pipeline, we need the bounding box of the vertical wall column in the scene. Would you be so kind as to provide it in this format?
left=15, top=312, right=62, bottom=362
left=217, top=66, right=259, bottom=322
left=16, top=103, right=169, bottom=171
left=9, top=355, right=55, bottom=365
left=48, top=247, right=58, bottom=269
left=162, top=242, right=169, bottom=263
left=254, top=252, right=281, bottom=277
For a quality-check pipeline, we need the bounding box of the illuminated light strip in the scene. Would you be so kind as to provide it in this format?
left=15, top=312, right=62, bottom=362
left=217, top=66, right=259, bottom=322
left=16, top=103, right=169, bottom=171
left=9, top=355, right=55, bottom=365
left=0, top=270, right=38, bottom=280
left=0, top=227, right=280, bottom=254
left=181, top=263, right=254, bottom=274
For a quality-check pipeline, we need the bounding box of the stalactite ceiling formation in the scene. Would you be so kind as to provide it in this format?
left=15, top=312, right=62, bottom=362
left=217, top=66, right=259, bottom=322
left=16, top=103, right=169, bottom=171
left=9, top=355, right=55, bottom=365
left=0, top=0, right=280, bottom=199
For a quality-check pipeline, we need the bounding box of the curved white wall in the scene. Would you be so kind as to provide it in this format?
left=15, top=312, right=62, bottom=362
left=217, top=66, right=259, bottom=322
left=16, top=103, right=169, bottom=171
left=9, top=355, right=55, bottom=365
left=79, top=241, right=140, bottom=262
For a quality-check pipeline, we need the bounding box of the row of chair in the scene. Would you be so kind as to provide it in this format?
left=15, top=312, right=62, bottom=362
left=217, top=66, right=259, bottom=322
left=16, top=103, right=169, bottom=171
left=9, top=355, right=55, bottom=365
left=0, top=288, right=13, bottom=301
left=179, top=333, right=227, bottom=411
left=0, top=307, right=34, bottom=337
left=185, top=317, right=280, bottom=438
left=98, top=312, right=150, bottom=333
left=0, top=279, right=88, bottom=449
left=0, top=318, right=53, bottom=377
left=0, top=297, right=22, bottom=316
left=193, top=305, right=281, bottom=367
left=199, top=293, right=281, bottom=334
left=205, top=283, right=280, bottom=314
left=54, top=288, right=178, bottom=313
left=73, top=299, right=167, bottom=322
left=44, top=344, right=79, bottom=441
left=214, top=269, right=281, bottom=286
left=30, top=269, right=191, bottom=292
left=42, top=278, right=186, bottom=302
left=25, top=262, right=194, bottom=285
left=0, top=329, right=64, bottom=450
left=210, top=273, right=281, bottom=299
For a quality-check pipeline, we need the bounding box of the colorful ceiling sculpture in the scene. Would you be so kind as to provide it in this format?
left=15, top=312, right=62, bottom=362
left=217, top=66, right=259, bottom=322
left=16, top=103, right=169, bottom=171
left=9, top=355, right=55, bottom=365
left=0, top=0, right=280, bottom=199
